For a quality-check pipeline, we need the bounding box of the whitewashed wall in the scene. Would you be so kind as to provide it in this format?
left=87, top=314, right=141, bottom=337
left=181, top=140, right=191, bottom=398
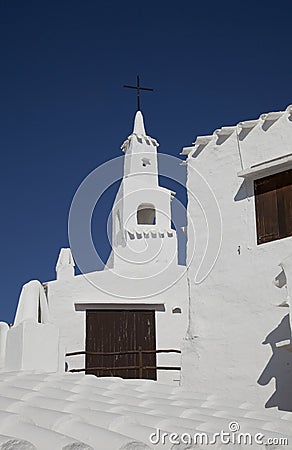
left=183, top=106, right=292, bottom=411
left=47, top=264, right=188, bottom=385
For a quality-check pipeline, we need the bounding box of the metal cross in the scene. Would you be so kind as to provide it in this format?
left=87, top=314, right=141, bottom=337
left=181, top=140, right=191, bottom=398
left=123, top=75, right=153, bottom=111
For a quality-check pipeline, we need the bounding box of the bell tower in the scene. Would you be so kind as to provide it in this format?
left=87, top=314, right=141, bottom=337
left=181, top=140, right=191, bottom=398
left=108, top=111, right=178, bottom=272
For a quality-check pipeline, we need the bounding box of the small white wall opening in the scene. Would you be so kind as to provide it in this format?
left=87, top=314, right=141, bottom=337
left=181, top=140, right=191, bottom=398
left=137, top=203, right=156, bottom=225
left=142, top=157, right=151, bottom=167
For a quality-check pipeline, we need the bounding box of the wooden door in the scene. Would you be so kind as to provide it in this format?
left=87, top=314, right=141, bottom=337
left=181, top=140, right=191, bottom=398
left=86, top=310, right=157, bottom=380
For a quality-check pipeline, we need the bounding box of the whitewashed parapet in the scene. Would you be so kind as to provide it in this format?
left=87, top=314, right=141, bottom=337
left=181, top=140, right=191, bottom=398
left=126, top=228, right=174, bottom=240
left=56, top=248, right=75, bottom=280
left=14, top=280, right=50, bottom=326
left=4, top=280, right=61, bottom=373
left=181, top=104, right=292, bottom=167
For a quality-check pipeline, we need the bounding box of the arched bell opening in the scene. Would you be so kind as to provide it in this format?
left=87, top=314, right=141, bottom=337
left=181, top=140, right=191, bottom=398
left=137, top=203, right=156, bottom=225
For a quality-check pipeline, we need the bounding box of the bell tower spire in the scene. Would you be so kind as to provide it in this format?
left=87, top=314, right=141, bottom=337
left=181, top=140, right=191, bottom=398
left=121, top=110, right=159, bottom=182
left=133, top=110, right=146, bottom=135
left=108, top=111, right=178, bottom=272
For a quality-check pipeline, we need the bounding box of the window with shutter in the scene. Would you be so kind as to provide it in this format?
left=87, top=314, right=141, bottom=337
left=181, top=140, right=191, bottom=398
left=254, top=169, right=292, bottom=244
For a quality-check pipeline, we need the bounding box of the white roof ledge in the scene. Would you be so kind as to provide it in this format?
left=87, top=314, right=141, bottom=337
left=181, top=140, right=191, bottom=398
left=260, top=111, right=283, bottom=121
left=192, top=135, right=213, bottom=145
left=238, top=153, right=292, bottom=179
left=181, top=105, right=291, bottom=158
left=238, top=120, right=258, bottom=129
left=215, top=126, right=236, bottom=137
left=121, top=133, right=159, bottom=152
left=180, top=146, right=194, bottom=155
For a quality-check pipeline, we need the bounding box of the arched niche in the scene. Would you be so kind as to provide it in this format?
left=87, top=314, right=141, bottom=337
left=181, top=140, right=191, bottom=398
left=137, top=203, right=156, bottom=225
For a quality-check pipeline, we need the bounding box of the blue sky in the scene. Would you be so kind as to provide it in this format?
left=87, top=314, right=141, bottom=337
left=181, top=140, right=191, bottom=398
left=1, top=1, right=292, bottom=323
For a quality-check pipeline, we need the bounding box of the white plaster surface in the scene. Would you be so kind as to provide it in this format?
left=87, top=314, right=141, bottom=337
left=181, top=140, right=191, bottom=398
left=48, top=267, right=188, bottom=384
left=0, top=323, right=9, bottom=368
left=56, top=249, right=75, bottom=281
left=0, top=370, right=290, bottom=449
left=14, top=281, right=50, bottom=327
left=182, top=104, right=292, bottom=410
left=5, top=322, right=60, bottom=373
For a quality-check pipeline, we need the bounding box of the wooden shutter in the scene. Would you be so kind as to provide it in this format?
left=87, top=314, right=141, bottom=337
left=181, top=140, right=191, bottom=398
left=254, top=176, right=279, bottom=244
left=276, top=170, right=292, bottom=239
left=254, top=169, right=292, bottom=244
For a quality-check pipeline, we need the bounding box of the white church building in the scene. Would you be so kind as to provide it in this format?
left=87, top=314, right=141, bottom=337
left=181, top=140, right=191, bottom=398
left=1, top=104, right=292, bottom=413
left=1, top=111, right=189, bottom=386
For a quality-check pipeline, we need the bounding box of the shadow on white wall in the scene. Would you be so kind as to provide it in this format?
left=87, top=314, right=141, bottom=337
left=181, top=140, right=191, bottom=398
left=258, top=314, right=292, bottom=411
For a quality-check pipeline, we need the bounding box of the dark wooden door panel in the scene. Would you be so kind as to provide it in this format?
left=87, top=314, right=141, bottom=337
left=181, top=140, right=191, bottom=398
left=277, top=183, right=292, bottom=239
left=254, top=169, right=292, bottom=244
left=86, top=310, right=156, bottom=380
left=255, top=180, right=278, bottom=244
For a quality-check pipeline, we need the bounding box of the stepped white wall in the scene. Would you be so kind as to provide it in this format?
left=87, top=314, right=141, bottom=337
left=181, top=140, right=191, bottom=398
left=183, top=107, right=292, bottom=411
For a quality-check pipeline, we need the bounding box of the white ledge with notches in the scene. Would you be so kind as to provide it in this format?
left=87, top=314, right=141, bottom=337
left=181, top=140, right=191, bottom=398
left=238, top=153, right=292, bottom=179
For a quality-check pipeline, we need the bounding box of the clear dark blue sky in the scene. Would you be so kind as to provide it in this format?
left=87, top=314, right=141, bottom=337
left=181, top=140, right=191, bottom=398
left=1, top=1, right=291, bottom=323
